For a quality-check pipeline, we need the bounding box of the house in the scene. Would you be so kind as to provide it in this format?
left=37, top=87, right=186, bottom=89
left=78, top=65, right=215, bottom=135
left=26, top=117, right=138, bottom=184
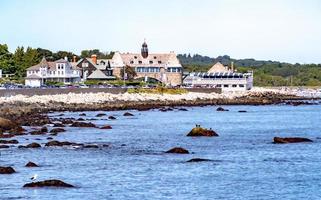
left=183, top=62, right=253, bottom=91
left=109, top=41, right=183, bottom=86
left=0, top=69, right=2, bottom=79
left=25, top=57, right=81, bottom=87
left=72, top=55, right=115, bottom=81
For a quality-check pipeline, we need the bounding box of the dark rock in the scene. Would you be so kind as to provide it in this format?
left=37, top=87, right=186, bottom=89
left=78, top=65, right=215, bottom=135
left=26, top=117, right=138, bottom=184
left=77, top=118, right=85, bottom=121
left=165, top=147, right=189, bottom=154
left=238, top=110, right=247, bottom=113
left=108, top=116, right=116, bottom=120
left=178, top=108, right=188, bottom=111
left=79, top=113, right=86, bottom=116
left=0, top=145, right=9, bottom=148
left=0, top=166, right=16, bottom=174
left=216, top=107, right=229, bottom=111
left=0, top=133, right=15, bottom=138
left=187, top=158, right=212, bottom=162
left=47, top=137, right=53, bottom=140
left=45, top=140, right=79, bottom=147
left=100, top=125, right=112, bottom=129
left=0, top=139, right=19, bottom=144
left=26, top=142, right=41, bottom=148
left=96, top=113, right=106, bottom=117
left=50, top=128, right=66, bottom=134
left=23, top=179, right=74, bottom=188
left=18, top=145, right=27, bottom=148
left=123, top=112, right=134, bottom=116
left=83, top=144, right=99, bottom=148
left=40, top=126, right=48, bottom=133
left=53, top=123, right=65, bottom=127
left=30, top=130, right=45, bottom=135
left=70, top=121, right=96, bottom=128
left=187, top=127, right=219, bottom=137
left=273, top=137, right=313, bottom=144
left=25, top=161, right=38, bottom=167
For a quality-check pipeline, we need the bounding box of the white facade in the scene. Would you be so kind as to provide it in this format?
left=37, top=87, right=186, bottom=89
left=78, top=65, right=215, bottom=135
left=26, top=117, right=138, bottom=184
left=25, top=58, right=81, bottom=87
left=0, top=69, right=2, bottom=79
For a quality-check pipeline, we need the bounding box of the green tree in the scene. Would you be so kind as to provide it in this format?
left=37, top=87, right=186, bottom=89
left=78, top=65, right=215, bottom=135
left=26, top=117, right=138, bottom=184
left=0, top=44, right=14, bottom=74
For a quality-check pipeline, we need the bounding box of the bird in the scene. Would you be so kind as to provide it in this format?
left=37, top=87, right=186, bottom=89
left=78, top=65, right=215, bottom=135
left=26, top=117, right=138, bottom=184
left=30, top=174, right=38, bottom=181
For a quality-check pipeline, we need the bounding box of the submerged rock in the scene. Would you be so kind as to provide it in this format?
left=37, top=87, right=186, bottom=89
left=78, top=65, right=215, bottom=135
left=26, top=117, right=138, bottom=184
left=79, top=113, right=86, bottom=116
left=83, top=144, right=99, bottom=148
left=25, top=161, right=39, bottom=167
left=108, top=116, right=116, bottom=120
left=186, top=158, right=212, bottom=162
left=45, top=140, right=79, bottom=147
left=123, top=112, right=134, bottom=116
left=216, top=107, right=229, bottom=111
left=178, top=108, right=188, bottom=111
left=100, top=125, right=112, bottom=129
left=26, top=142, right=41, bottom=148
left=0, top=166, right=16, bottom=174
left=273, top=137, right=313, bottom=144
left=50, top=128, right=66, bottom=134
left=187, top=126, right=219, bottom=137
left=238, top=110, right=247, bottom=113
left=96, top=113, right=106, bottom=117
left=0, top=139, right=18, bottom=144
left=165, top=147, right=189, bottom=154
left=53, top=123, right=65, bottom=127
left=70, top=121, right=96, bottom=128
left=23, top=179, right=74, bottom=188
left=0, top=145, right=9, bottom=148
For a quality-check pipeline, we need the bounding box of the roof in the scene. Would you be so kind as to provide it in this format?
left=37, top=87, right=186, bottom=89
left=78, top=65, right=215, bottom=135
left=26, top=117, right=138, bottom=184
left=87, top=69, right=114, bottom=79
left=26, top=58, right=73, bottom=71
left=25, top=74, right=42, bottom=79
left=208, top=62, right=229, bottom=73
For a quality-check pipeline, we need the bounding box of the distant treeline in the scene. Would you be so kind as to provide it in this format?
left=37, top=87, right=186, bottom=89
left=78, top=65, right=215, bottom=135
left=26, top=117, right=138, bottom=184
left=1, top=43, right=321, bottom=86
left=178, top=54, right=321, bottom=86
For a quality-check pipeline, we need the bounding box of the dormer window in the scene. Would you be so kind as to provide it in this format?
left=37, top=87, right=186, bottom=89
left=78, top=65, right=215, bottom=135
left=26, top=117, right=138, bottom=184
left=130, top=61, right=134, bottom=64
left=134, top=56, right=137, bottom=59
left=149, top=61, right=153, bottom=64
left=154, top=56, right=157, bottom=59
left=138, top=61, right=142, bottom=64
left=158, top=61, right=162, bottom=64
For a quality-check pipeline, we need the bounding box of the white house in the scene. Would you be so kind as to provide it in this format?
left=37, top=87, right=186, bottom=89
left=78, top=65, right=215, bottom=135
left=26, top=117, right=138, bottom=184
left=183, top=62, right=253, bottom=91
left=0, top=69, right=2, bottom=79
left=25, top=57, right=81, bottom=87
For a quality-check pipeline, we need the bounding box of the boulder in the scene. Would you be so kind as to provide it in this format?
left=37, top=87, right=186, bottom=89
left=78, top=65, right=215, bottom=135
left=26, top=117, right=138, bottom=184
left=0, top=139, right=18, bottom=144
left=47, top=137, right=53, bottom=140
left=96, top=113, right=106, bottom=117
left=187, top=127, right=219, bottom=137
left=165, top=147, right=189, bottom=154
left=123, top=112, right=134, bottom=116
left=25, top=161, right=39, bottom=167
left=53, top=123, right=65, bottom=127
left=77, top=118, right=85, bottom=121
left=108, top=116, right=116, bottom=120
left=40, top=126, right=48, bottom=133
left=79, top=113, right=86, bottom=116
left=23, top=179, right=74, bottom=188
left=100, top=125, right=112, bottom=129
left=50, top=128, right=66, bottom=134
left=187, top=158, right=212, bottom=162
left=26, top=142, right=41, bottom=148
left=70, top=122, right=96, bottom=128
left=83, top=144, right=99, bottom=148
left=0, top=166, right=16, bottom=174
left=45, top=140, right=79, bottom=147
left=216, top=107, right=229, bottom=111
left=30, top=130, right=45, bottom=135
left=178, top=108, right=188, bottom=111
left=273, top=137, right=313, bottom=144
left=0, top=117, right=17, bottom=131
left=0, top=133, right=15, bottom=138
left=0, top=145, right=9, bottom=149
left=238, top=110, right=247, bottom=113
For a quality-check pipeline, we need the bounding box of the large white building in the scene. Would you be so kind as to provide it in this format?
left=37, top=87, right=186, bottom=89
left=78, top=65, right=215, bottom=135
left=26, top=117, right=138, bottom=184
left=25, top=57, right=81, bottom=87
left=183, top=62, right=253, bottom=91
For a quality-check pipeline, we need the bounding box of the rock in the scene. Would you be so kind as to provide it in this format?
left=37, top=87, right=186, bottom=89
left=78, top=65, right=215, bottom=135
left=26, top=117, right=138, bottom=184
left=70, top=121, right=96, bottom=128
left=187, top=127, right=219, bottom=137
left=23, top=179, right=74, bottom=188
left=26, top=142, right=41, bottom=148
left=186, top=158, right=212, bottom=162
left=25, top=161, right=39, bottom=167
left=47, top=137, right=53, bottom=140
left=45, top=140, right=79, bottom=147
left=18, top=145, right=27, bottom=149
left=50, top=128, right=66, bottom=134
left=0, top=139, right=19, bottom=144
left=40, top=126, right=48, bottom=133
left=108, top=116, right=116, bottom=120
left=178, top=108, right=188, bottom=111
left=77, top=118, right=85, bottom=121
left=100, top=125, right=112, bottom=129
left=79, top=113, right=86, bottom=116
left=216, top=107, right=229, bottom=111
left=273, top=137, right=313, bottom=144
left=0, top=166, right=16, bottom=174
left=123, top=112, right=134, bottom=116
left=30, top=130, right=46, bottom=135
left=0, top=117, right=17, bottom=131
left=96, top=113, right=106, bottom=117
left=0, top=133, right=15, bottom=138
left=83, top=144, right=99, bottom=148
left=238, top=110, right=247, bottom=113
left=0, top=145, right=9, bottom=148
left=53, top=123, right=65, bottom=127
left=165, top=147, right=189, bottom=154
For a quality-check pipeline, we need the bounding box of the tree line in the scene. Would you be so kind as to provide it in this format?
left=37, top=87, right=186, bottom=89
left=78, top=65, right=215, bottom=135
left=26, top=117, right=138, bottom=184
left=0, top=44, right=114, bottom=78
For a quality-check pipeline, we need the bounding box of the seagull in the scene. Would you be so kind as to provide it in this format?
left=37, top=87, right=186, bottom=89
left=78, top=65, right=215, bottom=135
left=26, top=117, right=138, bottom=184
left=31, top=174, right=38, bottom=181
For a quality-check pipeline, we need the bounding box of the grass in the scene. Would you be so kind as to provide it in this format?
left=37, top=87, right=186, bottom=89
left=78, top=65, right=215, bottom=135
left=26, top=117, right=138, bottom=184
left=127, top=87, right=188, bottom=94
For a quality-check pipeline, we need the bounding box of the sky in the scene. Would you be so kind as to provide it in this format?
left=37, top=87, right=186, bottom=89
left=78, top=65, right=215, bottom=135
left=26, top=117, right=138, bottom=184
left=0, top=0, right=321, bottom=64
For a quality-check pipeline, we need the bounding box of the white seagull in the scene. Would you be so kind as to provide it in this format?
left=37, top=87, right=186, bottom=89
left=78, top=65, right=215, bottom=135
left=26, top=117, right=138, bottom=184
left=31, top=174, right=38, bottom=181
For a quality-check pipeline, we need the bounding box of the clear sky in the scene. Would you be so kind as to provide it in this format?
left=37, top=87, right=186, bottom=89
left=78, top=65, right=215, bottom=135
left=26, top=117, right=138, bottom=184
left=1, top=0, right=320, bottom=64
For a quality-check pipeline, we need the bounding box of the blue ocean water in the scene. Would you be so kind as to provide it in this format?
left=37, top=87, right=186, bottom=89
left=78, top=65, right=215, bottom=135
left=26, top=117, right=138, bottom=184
left=1, top=105, right=321, bottom=200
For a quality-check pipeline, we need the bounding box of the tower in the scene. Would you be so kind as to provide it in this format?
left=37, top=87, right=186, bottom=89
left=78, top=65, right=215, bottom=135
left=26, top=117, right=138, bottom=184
left=141, top=40, right=148, bottom=58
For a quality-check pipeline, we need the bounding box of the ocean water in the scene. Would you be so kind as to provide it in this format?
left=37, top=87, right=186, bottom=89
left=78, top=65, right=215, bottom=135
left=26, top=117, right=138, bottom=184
left=1, top=105, right=321, bottom=200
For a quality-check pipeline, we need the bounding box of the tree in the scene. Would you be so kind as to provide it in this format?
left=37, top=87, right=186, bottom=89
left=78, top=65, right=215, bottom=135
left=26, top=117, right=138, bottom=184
left=120, top=65, right=137, bottom=81
left=0, top=44, right=14, bottom=74
left=13, top=46, right=25, bottom=77
left=36, top=48, right=54, bottom=61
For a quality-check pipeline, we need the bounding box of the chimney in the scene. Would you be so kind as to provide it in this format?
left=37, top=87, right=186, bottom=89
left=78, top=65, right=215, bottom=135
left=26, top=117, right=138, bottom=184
left=73, top=55, right=77, bottom=63
left=64, top=56, right=68, bottom=61
left=91, top=54, right=97, bottom=64
left=231, top=61, right=234, bottom=72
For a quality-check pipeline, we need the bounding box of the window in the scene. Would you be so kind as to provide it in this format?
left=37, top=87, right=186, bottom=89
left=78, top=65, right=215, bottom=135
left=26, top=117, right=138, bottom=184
left=217, top=84, right=222, bottom=88
left=138, top=61, right=142, bottom=64
left=130, top=61, right=134, bottom=64
left=61, top=64, right=64, bottom=70
left=58, top=71, right=60, bottom=75
left=224, top=85, right=229, bottom=88
left=61, top=71, right=64, bottom=75
left=134, top=56, right=137, bottom=59
left=154, top=56, right=157, bottom=59
left=82, top=62, right=88, bottom=68
left=158, top=61, right=162, bottom=64
left=239, top=84, right=244, bottom=87
left=149, top=61, right=153, bottom=64
left=232, top=84, right=237, bottom=87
